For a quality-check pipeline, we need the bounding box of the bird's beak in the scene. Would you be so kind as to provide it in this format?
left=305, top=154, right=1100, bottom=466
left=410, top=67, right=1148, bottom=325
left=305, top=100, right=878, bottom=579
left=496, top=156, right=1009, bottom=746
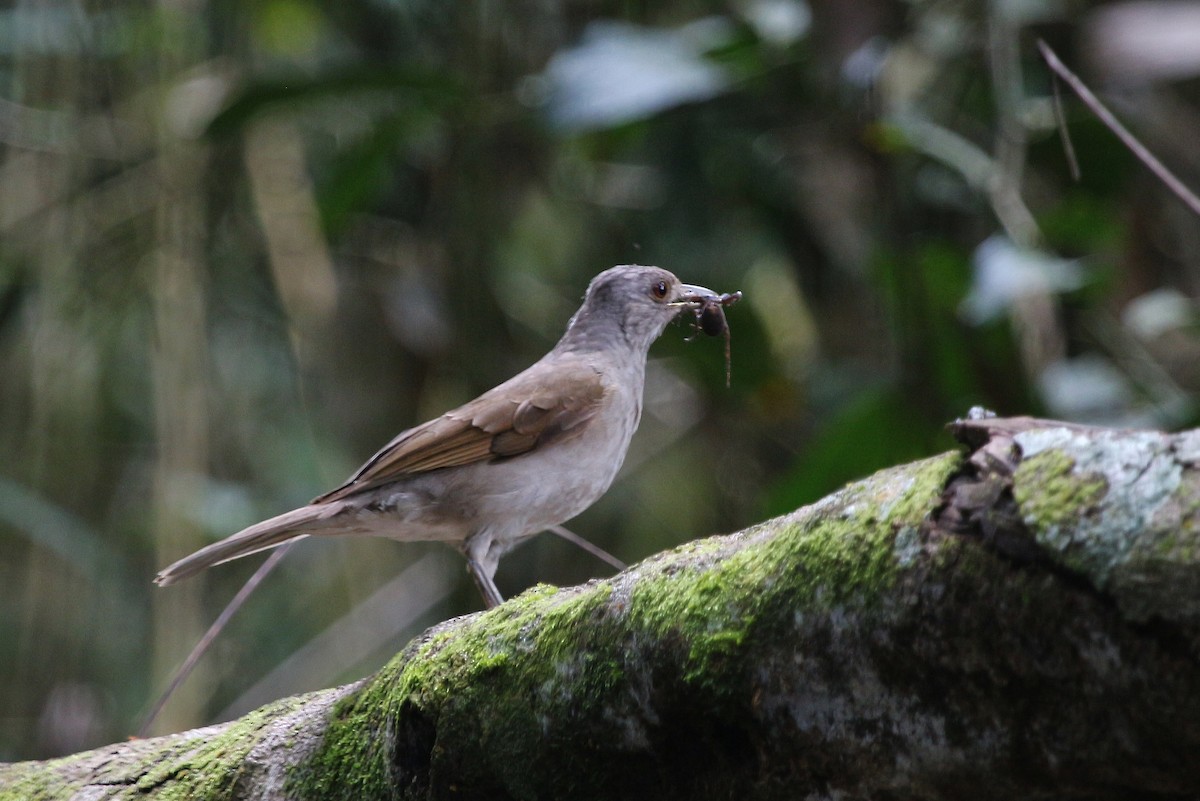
left=671, top=283, right=718, bottom=308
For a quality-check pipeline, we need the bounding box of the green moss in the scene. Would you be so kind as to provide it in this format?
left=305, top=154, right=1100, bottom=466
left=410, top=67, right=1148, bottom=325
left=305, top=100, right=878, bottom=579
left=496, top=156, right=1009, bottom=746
left=294, top=580, right=622, bottom=799
left=0, top=757, right=81, bottom=801
left=633, top=453, right=959, bottom=683
left=0, top=691, right=323, bottom=801
left=293, top=452, right=962, bottom=800
left=1013, top=449, right=1108, bottom=532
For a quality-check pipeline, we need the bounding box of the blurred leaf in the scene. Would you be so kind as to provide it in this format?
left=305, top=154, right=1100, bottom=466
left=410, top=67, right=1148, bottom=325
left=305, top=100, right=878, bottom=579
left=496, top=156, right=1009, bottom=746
left=542, top=19, right=735, bottom=133
left=0, top=478, right=115, bottom=578
left=1123, top=288, right=1195, bottom=339
left=738, top=0, right=811, bottom=48
left=960, top=235, right=1084, bottom=325
left=255, top=0, right=324, bottom=57
left=1037, top=354, right=1133, bottom=422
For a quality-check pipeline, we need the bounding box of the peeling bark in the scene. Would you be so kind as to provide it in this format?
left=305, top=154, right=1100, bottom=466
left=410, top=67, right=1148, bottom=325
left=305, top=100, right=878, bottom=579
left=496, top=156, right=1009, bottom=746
left=4, top=417, right=1200, bottom=800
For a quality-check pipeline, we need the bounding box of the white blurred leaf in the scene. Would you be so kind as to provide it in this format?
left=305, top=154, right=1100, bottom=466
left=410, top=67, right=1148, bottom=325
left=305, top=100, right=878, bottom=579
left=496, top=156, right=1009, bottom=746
left=541, top=20, right=733, bottom=133
left=1037, top=355, right=1133, bottom=420
left=741, top=0, right=811, bottom=47
left=960, top=235, right=1084, bottom=324
left=842, top=36, right=890, bottom=89
left=1122, top=288, right=1196, bottom=339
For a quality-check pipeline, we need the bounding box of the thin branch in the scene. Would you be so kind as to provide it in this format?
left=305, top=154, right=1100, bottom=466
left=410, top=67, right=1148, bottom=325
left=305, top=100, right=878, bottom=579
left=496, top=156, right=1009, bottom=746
left=217, top=551, right=455, bottom=720
left=548, top=525, right=627, bottom=570
left=137, top=542, right=294, bottom=737
left=1037, top=39, right=1200, bottom=218
left=143, top=524, right=625, bottom=733
left=987, top=11, right=1038, bottom=248
left=1049, top=70, right=1082, bottom=182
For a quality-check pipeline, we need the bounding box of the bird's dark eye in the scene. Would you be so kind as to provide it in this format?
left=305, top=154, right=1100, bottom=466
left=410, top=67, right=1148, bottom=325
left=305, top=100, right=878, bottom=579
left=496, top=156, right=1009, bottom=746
left=651, top=280, right=669, bottom=300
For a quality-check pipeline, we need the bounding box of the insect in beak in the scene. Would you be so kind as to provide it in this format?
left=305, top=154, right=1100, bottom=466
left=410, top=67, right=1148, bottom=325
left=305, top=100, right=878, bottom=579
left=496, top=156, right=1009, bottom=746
left=675, top=287, right=743, bottom=387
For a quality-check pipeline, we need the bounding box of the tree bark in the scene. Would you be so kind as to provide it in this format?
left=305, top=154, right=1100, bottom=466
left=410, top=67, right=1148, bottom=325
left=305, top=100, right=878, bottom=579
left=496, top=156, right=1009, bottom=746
left=4, top=416, right=1200, bottom=800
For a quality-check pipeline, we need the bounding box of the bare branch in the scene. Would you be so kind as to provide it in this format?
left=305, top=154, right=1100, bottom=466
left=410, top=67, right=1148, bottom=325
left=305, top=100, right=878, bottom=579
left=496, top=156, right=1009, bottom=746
left=1038, top=39, right=1200, bottom=218
left=138, top=542, right=293, bottom=737
left=1049, top=70, right=1082, bottom=182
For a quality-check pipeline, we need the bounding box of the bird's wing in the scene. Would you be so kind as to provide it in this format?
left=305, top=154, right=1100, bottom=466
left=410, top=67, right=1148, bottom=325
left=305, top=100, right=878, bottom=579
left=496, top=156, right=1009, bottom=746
left=312, top=359, right=607, bottom=504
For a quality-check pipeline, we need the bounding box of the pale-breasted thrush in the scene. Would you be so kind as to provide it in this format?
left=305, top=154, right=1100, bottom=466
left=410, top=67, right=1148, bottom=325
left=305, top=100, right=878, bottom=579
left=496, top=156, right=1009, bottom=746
left=154, top=265, right=721, bottom=607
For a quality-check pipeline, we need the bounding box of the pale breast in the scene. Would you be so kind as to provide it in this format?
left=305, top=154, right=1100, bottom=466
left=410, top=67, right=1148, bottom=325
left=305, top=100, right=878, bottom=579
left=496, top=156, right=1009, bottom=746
left=352, top=356, right=647, bottom=549
left=445, top=362, right=643, bottom=537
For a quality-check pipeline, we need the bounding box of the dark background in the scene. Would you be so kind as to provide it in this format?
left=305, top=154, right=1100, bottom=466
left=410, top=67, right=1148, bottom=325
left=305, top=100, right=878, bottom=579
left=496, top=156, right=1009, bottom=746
left=3, top=0, right=1200, bottom=759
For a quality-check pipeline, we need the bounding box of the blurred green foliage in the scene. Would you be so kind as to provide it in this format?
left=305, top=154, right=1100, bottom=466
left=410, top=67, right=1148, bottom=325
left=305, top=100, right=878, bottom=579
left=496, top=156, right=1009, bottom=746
left=3, top=0, right=1200, bottom=761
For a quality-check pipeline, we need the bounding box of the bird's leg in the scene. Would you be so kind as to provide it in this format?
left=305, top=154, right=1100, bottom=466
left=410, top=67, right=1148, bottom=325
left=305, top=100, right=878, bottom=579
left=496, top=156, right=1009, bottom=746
left=466, top=558, right=504, bottom=608
left=463, top=533, right=504, bottom=608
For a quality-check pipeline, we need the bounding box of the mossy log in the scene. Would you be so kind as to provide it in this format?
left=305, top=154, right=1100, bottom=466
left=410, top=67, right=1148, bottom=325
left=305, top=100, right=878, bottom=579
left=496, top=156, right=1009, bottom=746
left=4, top=416, right=1200, bottom=800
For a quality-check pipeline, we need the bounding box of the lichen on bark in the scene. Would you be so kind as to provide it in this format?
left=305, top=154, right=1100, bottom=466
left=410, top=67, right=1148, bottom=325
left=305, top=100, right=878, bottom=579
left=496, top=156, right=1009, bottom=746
left=1009, top=424, right=1200, bottom=621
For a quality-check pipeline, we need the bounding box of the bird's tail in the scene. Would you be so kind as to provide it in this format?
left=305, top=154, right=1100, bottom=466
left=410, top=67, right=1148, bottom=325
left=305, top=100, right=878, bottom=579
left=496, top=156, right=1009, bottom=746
left=154, top=503, right=344, bottom=586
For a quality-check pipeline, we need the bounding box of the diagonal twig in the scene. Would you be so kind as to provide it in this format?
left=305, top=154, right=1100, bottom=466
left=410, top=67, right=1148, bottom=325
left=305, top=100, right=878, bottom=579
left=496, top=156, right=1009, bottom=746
left=140, top=520, right=624, bottom=735
left=548, top=524, right=627, bottom=570
left=1048, top=68, right=1082, bottom=182
left=1037, top=39, right=1200, bottom=218
left=137, top=542, right=294, bottom=737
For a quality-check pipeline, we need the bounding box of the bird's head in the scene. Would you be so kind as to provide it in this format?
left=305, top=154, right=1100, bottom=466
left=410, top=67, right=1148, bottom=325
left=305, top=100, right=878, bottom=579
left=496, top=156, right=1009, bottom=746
left=561, top=265, right=717, bottom=354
